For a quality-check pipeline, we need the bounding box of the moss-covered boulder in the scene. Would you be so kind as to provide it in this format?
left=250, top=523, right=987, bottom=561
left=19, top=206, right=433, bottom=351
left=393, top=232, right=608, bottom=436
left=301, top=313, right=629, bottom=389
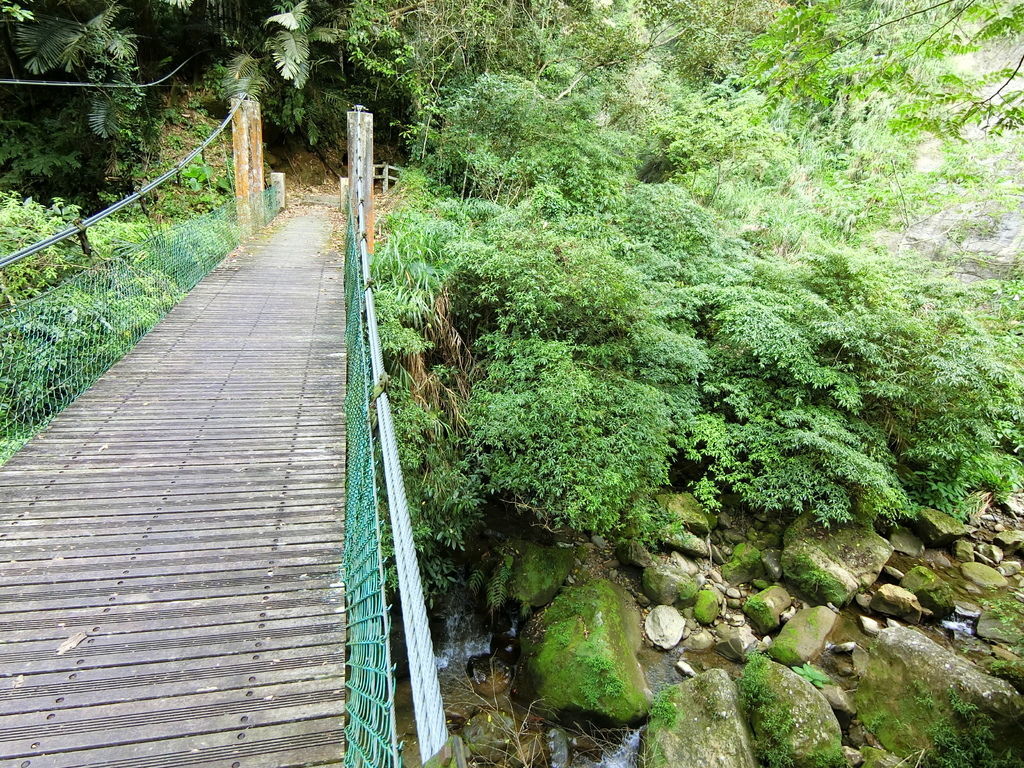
left=641, top=670, right=757, bottom=768
left=462, top=711, right=516, bottom=763
left=722, top=542, right=765, bottom=585
left=768, top=606, right=837, bottom=666
left=510, top=540, right=575, bottom=608
left=900, top=566, right=955, bottom=617
left=615, top=539, right=654, bottom=568
left=743, top=585, right=792, bottom=634
left=656, top=492, right=717, bottom=535
left=641, top=564, right=699, bottom=607
left=739, top=654, right=844, bottom=768
left=781, top=514, right=892, bottom=606
left=912, top=508, right=967, bottom=547
left=662, top=529, right=710, bottom=559
left=961, top=561, right=1009, bottom=590
left=855, top=625, right=1024, bottom=756
left=520, top=579, right=650, bottom=726
left=693, top=588, right=721, bottom=625
left=859, top=747, right=903, bottom=768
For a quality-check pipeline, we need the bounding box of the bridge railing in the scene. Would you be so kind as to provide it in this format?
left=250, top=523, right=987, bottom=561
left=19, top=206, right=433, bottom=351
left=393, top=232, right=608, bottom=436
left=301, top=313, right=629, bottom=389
left=0, top=99, right=282, bottom=463
left=343, top=106, right=451, bottom=768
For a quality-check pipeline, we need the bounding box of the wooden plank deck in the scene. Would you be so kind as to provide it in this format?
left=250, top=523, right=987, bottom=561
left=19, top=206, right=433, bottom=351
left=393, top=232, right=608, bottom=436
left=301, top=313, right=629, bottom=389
left=0, top=212, right=348, bottom=768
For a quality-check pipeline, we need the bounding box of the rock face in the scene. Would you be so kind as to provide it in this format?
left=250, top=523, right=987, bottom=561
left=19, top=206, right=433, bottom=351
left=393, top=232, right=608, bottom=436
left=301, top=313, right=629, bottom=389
left=769, top=606, right=837, bottom=666
left=740, top=655, right=844, bottom=768
left=641, top=669, right=758, bottom=768
left=641, top=564, right=699, bottom=606
left=995, top=529, right=1024, bottom=555
left=781, top=514, right=893, bottom=607
left=869, top=584, right=927, bottom=624
left=899, top=566, right=955, bottom=617
left=656, top=492, right=716, bottom=535
left=977, top=610, right=1018, bottom=644
left=912, top=508, right=967, bottom=547
left=615, top=539, right=654, bottom=568
left=961, top=561, right=1009, bottom=589
left=510, top=540, right=575, bottom=607
left=722, top=542, right=765, bottom=585
left=856, top=625, right=1024, bottom=755
left=645, top=605, right=686, bottom=650
left=743, top=585, right=792, bottom=634
left=889, top=526, right=925, bottom=557
left=520, top=579, right=650, bottom=725
left=662, top=529, right=710, bottom=559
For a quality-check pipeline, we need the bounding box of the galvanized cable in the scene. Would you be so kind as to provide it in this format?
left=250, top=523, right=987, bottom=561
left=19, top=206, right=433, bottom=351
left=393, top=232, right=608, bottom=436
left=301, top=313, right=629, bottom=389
left=0, top=98, right=244, bottom=270
left=0, top=50, right=210, bottom=88
left=347, top=112, right=449, bottom=766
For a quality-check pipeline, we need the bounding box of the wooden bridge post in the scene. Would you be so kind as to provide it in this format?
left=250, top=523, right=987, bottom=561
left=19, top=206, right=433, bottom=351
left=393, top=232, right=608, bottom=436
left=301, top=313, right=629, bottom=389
left=347, top=106, right=375, bottom=253
left=232, top=97, right=265, bottom=233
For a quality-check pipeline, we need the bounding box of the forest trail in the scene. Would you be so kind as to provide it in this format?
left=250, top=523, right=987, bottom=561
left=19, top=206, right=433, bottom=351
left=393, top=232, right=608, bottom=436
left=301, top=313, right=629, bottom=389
left=0, top=211, right=349, bottom=768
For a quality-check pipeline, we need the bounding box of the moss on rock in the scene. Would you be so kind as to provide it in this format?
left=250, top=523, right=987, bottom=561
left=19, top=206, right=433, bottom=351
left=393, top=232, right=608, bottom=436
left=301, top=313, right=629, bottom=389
left=722, top=542, right=765, bottom=585
left=520, top=579, right=650, bottom=726
left=510, top=540, right=575, bottom=607
left=743, top=585, right=792, bottom=634
left=900, top=566, right=955, bottom=617
left=656, top=492, right=717, bottom=535
left=781, top=514, right=892, bottom=606
left=768, top=606, right=837, bottom=666
left=738, top=654, right=845, bottom=768
left=694, top=588, right=721, bottom=625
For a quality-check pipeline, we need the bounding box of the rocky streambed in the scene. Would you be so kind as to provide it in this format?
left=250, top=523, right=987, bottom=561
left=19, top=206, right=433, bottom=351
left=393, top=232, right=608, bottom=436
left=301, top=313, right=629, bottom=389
left=407, top=495, right=1024, bottom=768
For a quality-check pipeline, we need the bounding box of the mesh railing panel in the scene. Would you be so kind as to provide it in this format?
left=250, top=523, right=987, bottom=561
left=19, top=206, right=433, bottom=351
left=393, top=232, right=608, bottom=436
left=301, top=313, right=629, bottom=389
left=343, top=212, right=401, bottom=768
left=0, top=187, right=280, bottom=463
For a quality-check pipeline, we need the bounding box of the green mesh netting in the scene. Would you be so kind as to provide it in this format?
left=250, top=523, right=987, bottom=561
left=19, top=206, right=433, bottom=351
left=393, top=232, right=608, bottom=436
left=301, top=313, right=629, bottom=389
left=343, top=212, right=400, bottom=768
left=0, top=188, right=280, bottom=463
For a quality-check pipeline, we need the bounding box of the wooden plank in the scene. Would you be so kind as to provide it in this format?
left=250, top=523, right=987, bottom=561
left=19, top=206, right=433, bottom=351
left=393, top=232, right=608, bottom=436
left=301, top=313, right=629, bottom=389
left=0, top=213, right=348, bottom=767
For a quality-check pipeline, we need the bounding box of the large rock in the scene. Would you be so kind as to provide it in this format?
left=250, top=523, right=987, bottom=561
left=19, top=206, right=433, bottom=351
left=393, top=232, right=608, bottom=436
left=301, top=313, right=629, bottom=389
left=961, top=561, right=1009, bottom=590
left=743, top=585, right=792, bottom=634
left=769, top=606, right=837, bottom=666
left=463, top=710, right=516, bottom=763
left=721, top=542, right=765, bottom=585
left=641, top=669, right=758, bottom=768
left=645, top=605, right=686, bottom=650
left=781, top=514, right=893, bottom=607
left=740, top=655, right=844, bottom=768
left=995, top=529, right=1024, bottom=555
left=656, top=492, right=717, bottom=535
left=510, top=540, right=575, bottom=608
left=716, top=625, right=758, bottom=662
left=889, top=526, right=925, bottom=557
left=900, top=566, right=955, bottom=617
left=615, top=539, right=654, bottom=568
left=912, top=508, right=967, bottom=547
left=977, top=610, right=1018, bottom=644
left=869, top=584, right=928, bottom=624
left=641, top=564, right=699, bottom=607
left=662, top=529, right=710, bottom=559
left=855, top=625, right=1024, bottom=755
left=519, top=579, right=649, bottom=725
left=693, top=588, right=721, bottom=625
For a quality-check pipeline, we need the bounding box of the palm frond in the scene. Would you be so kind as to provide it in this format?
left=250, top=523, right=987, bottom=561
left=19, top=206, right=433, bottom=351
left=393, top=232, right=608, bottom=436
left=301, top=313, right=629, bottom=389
left=223, top=52, right=268, bottom=99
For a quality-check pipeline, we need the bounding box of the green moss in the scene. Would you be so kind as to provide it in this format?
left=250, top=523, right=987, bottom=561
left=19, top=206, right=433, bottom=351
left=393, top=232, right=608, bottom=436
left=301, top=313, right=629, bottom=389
left=694, top=588, right=720, bottom=625
left=739, top=654, right=845, bottom=768
left=521, top=579, right=648, bottom=725
left=784, top=552, right=848, bottom=607
left=744, top=595, right=775, bottom=634
left=510, top=540, right=575, bottom=607
left=901, top=566, right=955, bottom=617
left=722, top=541, right=765, bottom=584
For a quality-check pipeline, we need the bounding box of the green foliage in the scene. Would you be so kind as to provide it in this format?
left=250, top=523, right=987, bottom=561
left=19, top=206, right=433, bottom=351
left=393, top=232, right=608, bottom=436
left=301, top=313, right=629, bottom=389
left=924, top=691, right=1024, bottom=768
left=468, top=337, right=672, bottom=534
left=792, top=664, right=831, bottom=689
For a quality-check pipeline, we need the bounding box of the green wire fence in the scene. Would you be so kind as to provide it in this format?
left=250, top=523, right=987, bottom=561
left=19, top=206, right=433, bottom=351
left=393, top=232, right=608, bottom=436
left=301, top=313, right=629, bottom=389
left=0, top=188, right=280, bottom=462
